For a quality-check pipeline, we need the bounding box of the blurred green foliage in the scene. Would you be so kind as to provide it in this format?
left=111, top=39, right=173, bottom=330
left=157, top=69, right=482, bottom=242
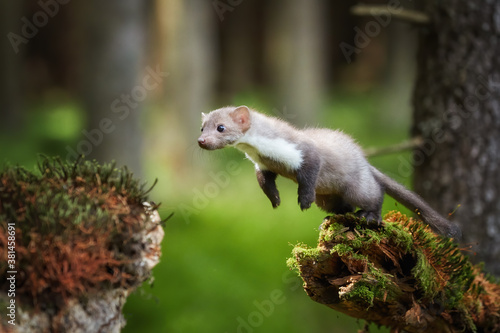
left=1, top=91, right=414, bottom=332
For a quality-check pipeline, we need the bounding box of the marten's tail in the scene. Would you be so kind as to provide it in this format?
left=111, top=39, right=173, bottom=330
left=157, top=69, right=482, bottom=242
left=370, top=166, right=462, bottom=240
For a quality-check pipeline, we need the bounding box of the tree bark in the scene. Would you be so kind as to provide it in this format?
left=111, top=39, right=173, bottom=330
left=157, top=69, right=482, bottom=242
left=168, top=0, right=215, bottom=138
left=79, top=0, right=148, bottom=175
left=216, top=0, right=266, bottom=97
left=381, top=18, right=416, bottom=127
left=266, top=0, right=325, bottom=126
left=289, top=214, right=500, bottom=333
left=412, top=1, right=500, bottom=275
left=0, top=1, right=23, bottom=132
left=157, top=0, right=216, bottom=172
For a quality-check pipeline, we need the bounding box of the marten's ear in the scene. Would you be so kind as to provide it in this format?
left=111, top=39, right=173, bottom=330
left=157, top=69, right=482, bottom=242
left=230, top=106, right=251, bottom=132
left=201, top=112, right=207, bottom=121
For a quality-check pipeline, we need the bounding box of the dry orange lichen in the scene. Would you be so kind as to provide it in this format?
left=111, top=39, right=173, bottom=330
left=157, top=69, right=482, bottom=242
left=0, top=157, right=162, bottom=314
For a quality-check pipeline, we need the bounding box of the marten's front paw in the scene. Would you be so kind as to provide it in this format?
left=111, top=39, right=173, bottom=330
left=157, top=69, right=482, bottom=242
left=270, top=195, right=281, bottom=208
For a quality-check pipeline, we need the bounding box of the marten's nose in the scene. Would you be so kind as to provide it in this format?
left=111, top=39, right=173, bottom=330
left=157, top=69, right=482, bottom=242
left=197, top=138, right=206, bottom=148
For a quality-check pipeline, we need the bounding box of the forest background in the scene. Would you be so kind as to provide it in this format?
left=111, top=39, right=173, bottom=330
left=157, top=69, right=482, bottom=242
left=1, top=1, right=445, bottom=332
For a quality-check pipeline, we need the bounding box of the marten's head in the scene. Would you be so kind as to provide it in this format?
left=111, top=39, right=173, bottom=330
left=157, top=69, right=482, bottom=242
left=198, top=106, right=251, bottom=150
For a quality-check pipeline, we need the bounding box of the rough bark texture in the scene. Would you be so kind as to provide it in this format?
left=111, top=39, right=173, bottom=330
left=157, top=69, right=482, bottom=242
left=16, top=289, right=129, bottom=333
left=289, top=213, right=500, bottom=333
left=412, top=1, right=500, bottom=275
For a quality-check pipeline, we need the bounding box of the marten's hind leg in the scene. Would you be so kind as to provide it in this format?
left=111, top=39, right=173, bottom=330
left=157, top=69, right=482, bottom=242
left=355, top=209, right=382, bottom=225
left=354, top=186, right=384, bottom=225
left=315, top=194, right=354, bottom=214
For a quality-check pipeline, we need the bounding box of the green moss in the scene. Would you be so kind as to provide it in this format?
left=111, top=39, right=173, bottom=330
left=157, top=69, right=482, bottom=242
left=382, top=222, right=414, bottom=252
left=287, top=244, right=322, bottom=271
left=289, top=212, right=500, bottom=332
left=350, top=237, right=364, bottom=249
left=360, top=228, right=383, bottom=245
left=331, top=243, right=354, bottom=256
left=291, top=244, right=321, bottom=259
left=322, top=213, right=415, bottom=255
left=0, top=156, right=159, bottom=308
left=367, top=263, right=398, bottom=299
left=1, top=156, right=154, bottom=233
left=342, top=283, right=375, bottom=308
left=412, top=249, right=439, bottom=299
left=323, top=220, right=350, bottom=240
left=286, top=256, right=299, bottom=271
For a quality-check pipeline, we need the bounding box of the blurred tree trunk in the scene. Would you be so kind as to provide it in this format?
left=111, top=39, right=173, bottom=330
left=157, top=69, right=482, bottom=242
left=79, top=0, right=148, bottom=175
left=158, top=0, right=215, bottom=172
left=382, top=19, right=416, bottom=127
left=174, top=0, right=215, bottom=142
left=267, top=0, right=325, bottom=125
left=0, top=1, right=23, bottom=132
left=217, top=0, right=266, bottom=97
left=412, top=1, right=500, bottom=275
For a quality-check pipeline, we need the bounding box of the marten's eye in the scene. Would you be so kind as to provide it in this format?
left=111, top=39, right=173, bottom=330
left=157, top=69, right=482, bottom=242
left=200, top=127, right=204, bottom=132
left=217, top=125, right=225, bottom=132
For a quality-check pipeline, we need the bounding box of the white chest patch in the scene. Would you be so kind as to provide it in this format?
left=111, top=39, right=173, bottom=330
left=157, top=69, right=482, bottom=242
left=234, top=135, right=303, bottom=171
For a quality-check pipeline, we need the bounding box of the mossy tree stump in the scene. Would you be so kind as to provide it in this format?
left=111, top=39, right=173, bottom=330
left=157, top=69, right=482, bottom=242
left=288, top=213, right=500, bottom=332
left=0, top=157, right=164, bottom=333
